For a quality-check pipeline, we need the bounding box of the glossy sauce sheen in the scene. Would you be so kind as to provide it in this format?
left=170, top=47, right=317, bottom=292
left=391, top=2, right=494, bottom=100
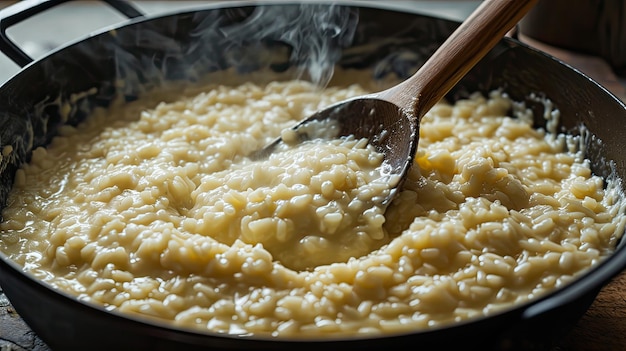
left=0, top=74, right=625, bottom=337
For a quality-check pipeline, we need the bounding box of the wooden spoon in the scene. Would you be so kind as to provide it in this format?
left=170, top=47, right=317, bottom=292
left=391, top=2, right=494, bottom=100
left=252, top=0, right=538, bottom=205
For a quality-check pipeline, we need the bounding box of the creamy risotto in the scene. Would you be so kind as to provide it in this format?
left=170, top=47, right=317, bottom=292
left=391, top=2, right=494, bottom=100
left=1, top=74, right=625, bottom=337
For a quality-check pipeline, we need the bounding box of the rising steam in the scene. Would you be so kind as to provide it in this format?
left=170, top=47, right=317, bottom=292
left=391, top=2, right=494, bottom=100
left=196, top=4, right=359, bottom=87
left=33, top=3, right=361, bottom=114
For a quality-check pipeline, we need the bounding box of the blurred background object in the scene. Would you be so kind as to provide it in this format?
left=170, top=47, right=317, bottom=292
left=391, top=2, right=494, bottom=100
left=519, top=0, right=625, bottom=75
left=519, top=0, right=626, bottom=101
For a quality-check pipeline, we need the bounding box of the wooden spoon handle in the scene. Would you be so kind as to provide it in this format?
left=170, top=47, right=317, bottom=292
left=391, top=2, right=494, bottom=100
left=383, top=0, right=538, bottom=117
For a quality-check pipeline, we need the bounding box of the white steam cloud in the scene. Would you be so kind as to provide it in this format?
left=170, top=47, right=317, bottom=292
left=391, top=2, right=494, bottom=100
left=212, top=4, right=358, bottom=87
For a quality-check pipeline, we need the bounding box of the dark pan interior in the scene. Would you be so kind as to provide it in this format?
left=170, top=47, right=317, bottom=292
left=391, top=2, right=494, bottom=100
left=0, top=2, right=625, bottom=351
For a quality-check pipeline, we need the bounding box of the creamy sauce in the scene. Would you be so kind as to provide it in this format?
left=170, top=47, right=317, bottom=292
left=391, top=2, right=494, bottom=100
left=0, top=74, right=625, bottom=337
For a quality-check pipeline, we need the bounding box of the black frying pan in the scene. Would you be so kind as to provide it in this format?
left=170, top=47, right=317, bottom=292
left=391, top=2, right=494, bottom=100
left=0, top=1, right=624, bottom=350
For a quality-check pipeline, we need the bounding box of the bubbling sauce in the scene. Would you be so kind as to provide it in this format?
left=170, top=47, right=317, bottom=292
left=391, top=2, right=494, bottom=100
left=1, top=74, right=625, bottom=337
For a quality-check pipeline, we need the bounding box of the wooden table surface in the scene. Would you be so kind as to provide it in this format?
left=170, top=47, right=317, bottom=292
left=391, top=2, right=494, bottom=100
left=556, top=272, right=626, bottom=350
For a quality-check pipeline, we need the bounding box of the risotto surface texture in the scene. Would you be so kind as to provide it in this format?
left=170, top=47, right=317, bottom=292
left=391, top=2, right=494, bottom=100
left=1, top=75, right=625, bottom=337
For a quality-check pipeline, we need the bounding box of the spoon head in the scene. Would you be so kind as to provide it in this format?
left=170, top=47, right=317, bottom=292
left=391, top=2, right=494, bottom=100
left=252, top=97, right=419, bottom=205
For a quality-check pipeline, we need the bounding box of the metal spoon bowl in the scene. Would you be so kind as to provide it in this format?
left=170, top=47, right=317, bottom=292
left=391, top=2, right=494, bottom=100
left=252, top=0, right=538, bottom=205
